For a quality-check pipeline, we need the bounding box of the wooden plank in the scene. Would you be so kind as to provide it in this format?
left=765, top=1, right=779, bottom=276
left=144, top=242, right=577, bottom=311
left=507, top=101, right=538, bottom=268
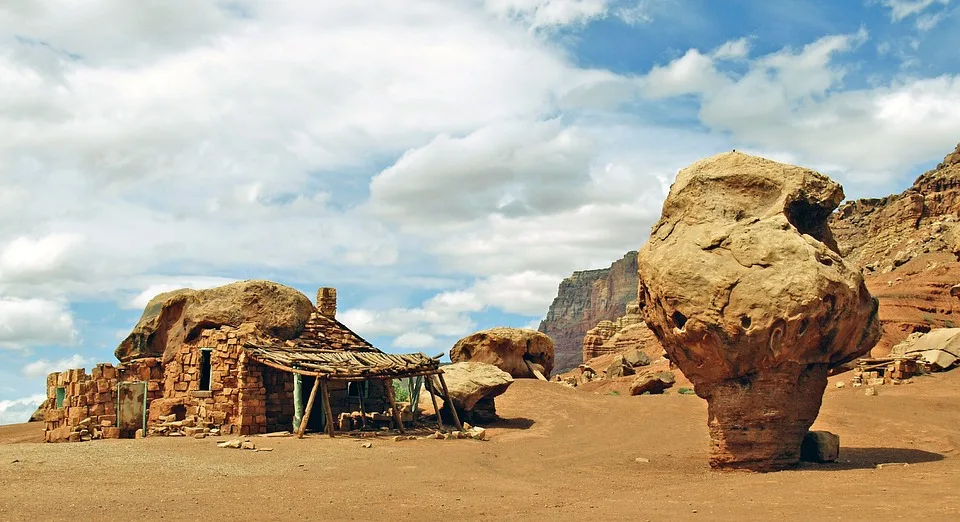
left=321, top=380, right=336, bottom=438
left=437, top=374, right=464, bottom=432
left=297, top=377, right=321, bottom=439
left=384, top=379, right=406, bottom=434
left=425, top=377, right=444, bottom=432
left=525, top=360, right=548, bottom=381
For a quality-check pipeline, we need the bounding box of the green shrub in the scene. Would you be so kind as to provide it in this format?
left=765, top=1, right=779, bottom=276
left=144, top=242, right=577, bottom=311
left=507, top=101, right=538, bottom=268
left=393, top=380, right=410, bottom=402
left=678, top=387, right=696, bottom=395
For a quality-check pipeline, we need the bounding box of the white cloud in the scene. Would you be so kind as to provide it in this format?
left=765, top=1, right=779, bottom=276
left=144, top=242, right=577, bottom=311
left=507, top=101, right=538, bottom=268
left=643, top=49, right=727, bottom=98
left=22, top=354, right=92, bottom=379
left=0, top=234, right=84, bottom=283
left=0, top=298, right=77, bottom=349
left=880, top=0, right=951, bottom=22
left=485, top=0, right=611, bottom=28
left=393, top=332, right=439, bottom=350
left=0, top=394, right=46, bottom=425
left=712, top=37, right=751, bottom=60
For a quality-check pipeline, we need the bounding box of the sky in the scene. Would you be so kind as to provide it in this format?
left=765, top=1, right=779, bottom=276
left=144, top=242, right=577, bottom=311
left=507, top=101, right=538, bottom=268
left=1, top=0, right=959, bottom=424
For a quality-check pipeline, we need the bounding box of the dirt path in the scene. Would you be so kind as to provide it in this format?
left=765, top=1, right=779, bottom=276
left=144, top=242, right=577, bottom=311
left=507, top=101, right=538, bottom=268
left=1, top=373, right=958, bottom=521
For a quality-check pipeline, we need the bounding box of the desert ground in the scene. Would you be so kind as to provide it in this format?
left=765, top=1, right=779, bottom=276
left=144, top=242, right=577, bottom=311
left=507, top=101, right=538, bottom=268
left=2, top=372, right=959, bottom=522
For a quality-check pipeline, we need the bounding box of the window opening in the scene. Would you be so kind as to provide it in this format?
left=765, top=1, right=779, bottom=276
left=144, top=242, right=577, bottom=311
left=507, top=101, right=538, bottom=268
left=55, top=387, right=66, bottom=409
left=347, top=381, right=367, bottom=398
left=199, top=349, right=213, bottom=391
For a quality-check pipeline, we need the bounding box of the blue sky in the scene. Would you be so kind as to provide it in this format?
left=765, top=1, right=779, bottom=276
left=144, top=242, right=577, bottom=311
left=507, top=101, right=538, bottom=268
left=1, top=0, right=959, bottom=423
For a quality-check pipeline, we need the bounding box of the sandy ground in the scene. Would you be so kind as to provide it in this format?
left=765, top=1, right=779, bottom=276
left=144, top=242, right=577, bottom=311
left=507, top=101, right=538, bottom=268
left=1, top=372, right=959, bottom=522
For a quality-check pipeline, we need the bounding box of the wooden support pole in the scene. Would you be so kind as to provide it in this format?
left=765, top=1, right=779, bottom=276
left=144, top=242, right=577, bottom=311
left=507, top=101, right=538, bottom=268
left=297, top=377, right=321, bottom=439
left=437, top=373, right=464, bottom=432
left=321, top=380, right=335, bottom=438
left=425, top=376, right=444, bottom=432
left=525, top=360, right=548, bottom=381
left=357, top=383, right=368, bottom=430
left=384, top=379, right=406, bottom=434
left=292, top=373, right=304, bottom=432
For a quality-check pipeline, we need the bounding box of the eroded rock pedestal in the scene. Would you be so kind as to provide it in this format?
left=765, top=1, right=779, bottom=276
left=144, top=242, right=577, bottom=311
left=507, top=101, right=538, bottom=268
left=637, top=152, right=881, bottom=471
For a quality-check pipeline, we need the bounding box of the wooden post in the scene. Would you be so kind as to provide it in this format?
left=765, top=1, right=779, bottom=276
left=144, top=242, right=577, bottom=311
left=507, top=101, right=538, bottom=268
left=425, top=376, right=444, bottom=431
left=357, top=383, right=368, bottom=430
left=293, top=373, right=304, bottom=432
left=384, top=379, right=406, bottom=434
left=525, top=360, right=548, bottom=381
left=297, top=376, right=321, bottom=439
left=321, top=380, right=335, bottom=438
left=437, top=373, right=464, bottom=432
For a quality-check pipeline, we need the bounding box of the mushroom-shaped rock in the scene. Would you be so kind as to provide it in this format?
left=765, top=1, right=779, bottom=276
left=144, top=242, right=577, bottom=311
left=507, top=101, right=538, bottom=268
left=115, top=280, right=316, bottom=363
left=450, top=327, right=555, bottom=379
left=637, top=152, right=880, bottom=471
left=427, top=362, right=514, bottom=423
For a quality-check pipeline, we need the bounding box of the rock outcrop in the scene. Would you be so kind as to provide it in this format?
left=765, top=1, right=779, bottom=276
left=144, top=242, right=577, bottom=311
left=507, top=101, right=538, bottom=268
left=538, top=252, right=639, bottom=372
left=450, top=327, right=555, bottom=379
left=831, top=143, right=960, bottom=356
left=628, top=371, right=675, bottom=396
left=582, top=300, right=664, bottom=362
left=638, top=152, right=880, bottom=471
left=115, top=280, right=315, bottom=363
left=427, top=362, right=514, bottom=424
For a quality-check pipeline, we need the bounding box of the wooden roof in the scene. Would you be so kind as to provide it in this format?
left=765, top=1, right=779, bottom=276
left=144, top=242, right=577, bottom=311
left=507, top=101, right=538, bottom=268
left=242, top=312, right=440, bottom=380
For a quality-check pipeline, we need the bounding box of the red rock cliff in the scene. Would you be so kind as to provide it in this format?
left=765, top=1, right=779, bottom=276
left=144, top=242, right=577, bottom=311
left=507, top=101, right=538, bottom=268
left=538, top=252, right=639, bottom=372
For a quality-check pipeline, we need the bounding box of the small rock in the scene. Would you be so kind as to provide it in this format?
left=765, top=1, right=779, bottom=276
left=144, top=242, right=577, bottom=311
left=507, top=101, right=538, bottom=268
left=865, top=387, right=877, bottom=396
left=635, top=457, right=651, bottom=463
left=835, top=381, right=845, bottom=389
left=876, top=462, right=909, bottom=469
left=360, top=442, right=373, bottom=449
left=194, top=433, right=207, bottom=439
left=241, top=441, right=256, bottom=451
left=255, top=448, right=274, bottom=452
left=168, top=431, right=185, bottom=437
left=799, top=431, right=839, bottom=463
left=392, top=436, right=404, bottom=442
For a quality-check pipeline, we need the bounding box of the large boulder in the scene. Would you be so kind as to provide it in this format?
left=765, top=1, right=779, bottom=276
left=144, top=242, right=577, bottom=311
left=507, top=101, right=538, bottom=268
left=890, top=328, right=960, bottom=370
left=629, top=371, right=676, bottom=396
left=426, top=362, right=514, bottom=424
left=115, top=280, right=315, bottom=363
left=450, top=327, right=555, bottom=379
left=637, top=152, right=880, bottom=471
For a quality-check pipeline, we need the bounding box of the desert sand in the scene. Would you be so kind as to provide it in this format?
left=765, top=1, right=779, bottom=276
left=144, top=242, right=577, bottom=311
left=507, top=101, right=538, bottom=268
left=2, top=372, right=959, bottom=521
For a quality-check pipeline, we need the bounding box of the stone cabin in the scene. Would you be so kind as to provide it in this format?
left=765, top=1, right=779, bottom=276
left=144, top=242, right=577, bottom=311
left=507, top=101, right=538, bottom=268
left=42, top=288, right=442, bottom=442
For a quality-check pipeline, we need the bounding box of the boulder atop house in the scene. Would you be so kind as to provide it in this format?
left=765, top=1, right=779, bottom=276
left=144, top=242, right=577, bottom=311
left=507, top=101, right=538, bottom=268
left=115, top=280, right=316, bottom=363
left=450, top=327, right=555, bottom=379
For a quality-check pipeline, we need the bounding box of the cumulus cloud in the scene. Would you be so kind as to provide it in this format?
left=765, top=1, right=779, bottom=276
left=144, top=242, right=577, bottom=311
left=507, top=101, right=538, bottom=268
left=0, top=394, right=46, bottom=425
left=22, top=354, right=92, bottom=379
left=712, top=37, right=752, bottom=60
left=0, top=298, right=77, bottom=349
left=0, top=234, right=84, bottom=283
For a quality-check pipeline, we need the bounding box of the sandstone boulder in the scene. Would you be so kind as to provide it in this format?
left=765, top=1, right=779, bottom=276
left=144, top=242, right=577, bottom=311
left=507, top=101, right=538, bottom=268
left=115, top=280, right=315, bottom=363
left=890, top=329, right=960, bottom=370
left=629, top=371, right=676, bottom=395
left=637, top=152, right=880, bottom=471
left=426, top=362, right=513, bottom=423
left=450, top=327, right=555, bottom=379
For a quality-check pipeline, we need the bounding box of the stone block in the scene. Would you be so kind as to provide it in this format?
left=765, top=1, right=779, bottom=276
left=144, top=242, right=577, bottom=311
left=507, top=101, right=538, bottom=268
left=800, top=431, right=840, bottom=463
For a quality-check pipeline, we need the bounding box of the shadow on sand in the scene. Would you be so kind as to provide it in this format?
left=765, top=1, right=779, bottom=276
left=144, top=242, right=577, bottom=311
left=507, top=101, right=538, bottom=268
left=800, top=447, right=945, bottom=471
left=486, top=417, right=536, bottom=430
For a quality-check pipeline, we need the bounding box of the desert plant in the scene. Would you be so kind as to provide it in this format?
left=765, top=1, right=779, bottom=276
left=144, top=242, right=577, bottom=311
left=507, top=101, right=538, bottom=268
left=678, top=387, right=696, bottom=395
left=393, top=379, right=410, bottom=402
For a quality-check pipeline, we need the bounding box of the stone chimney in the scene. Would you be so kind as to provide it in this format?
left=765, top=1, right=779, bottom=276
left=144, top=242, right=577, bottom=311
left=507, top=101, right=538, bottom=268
left=317, top=287, right=337, bottom=318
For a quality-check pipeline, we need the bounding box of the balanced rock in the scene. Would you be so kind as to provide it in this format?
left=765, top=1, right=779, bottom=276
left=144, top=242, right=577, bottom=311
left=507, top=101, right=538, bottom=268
left=427, top=362, right=513, bottom=423
left=115, top=280, right=315, bottom=363
left=637, top=152, right=880, bottom=471
left=629, top=371, right=676, bottom=395
left=450, top=327, right=555, bottom=379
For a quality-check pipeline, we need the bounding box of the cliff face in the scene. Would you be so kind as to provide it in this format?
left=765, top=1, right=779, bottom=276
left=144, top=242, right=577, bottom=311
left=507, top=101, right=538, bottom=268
left=830, top=143, right=960, bottom=356
left=538, top=252, right=639, bottom=372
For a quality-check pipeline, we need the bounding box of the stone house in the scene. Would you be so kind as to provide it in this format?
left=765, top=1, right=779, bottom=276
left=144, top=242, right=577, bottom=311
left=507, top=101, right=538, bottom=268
left=41, top=288, right=449, bottom=442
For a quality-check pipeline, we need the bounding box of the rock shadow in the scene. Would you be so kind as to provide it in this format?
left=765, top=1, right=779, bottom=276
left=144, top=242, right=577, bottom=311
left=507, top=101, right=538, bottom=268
left=485, top=417, right=536, bottom=430
left=799, top=447, right=945, bottom=471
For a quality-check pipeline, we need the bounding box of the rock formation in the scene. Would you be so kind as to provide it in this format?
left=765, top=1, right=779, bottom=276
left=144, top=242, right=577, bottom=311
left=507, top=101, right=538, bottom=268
left=637, top=152, right=880, bottom=471
left=831, top=142, right=960, bottom=356
left=450, top=327, right=555, bottom=379
left=427, top=362, right=514, bottom=424
left=628, top=371, right=675, bottom=396
left=582, top=299, right=664, bottom=362
left=538, top=252, right=639, bottom=372
left=115, top=280, right=315, bottom=363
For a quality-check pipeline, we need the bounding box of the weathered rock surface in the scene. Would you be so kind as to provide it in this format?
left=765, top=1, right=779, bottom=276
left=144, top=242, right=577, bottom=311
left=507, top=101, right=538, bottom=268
left=638, top=152, right=880, bottom=471
left=427, top=362, right=514, bottom=424
left=628, top=371, right=675, bottom=396
left=831, top=142, right=960, bottom=356
left=450, top=327, right=555, bottom=379
left=800, top=431, right=840, bottom=463
left=539, top=252, right=639, bottom=372
left=115, top=280, right=315, bottom=363
left=581, top=298, right=665, bottom=363
left=889, top=328, right=960, bottom=370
